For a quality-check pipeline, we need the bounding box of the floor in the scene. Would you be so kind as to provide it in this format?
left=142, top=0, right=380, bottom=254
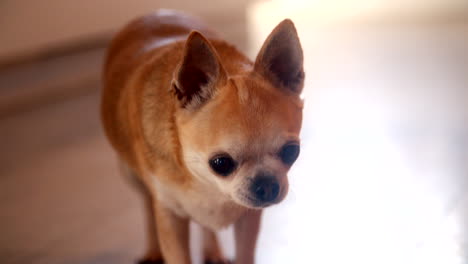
left=1, top=5, right=468, bottom=264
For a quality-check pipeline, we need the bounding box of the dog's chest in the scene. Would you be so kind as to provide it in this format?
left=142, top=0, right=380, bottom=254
left=154, top=179, right=245, bottom=230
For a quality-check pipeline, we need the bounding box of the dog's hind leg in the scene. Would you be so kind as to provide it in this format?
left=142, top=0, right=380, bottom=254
left=118, top=161, right=164, bottom=264
left=202, top=227, right=231, bottom=264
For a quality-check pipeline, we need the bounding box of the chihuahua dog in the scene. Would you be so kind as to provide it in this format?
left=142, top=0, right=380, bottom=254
left=101, top=9, right=304, bottom=264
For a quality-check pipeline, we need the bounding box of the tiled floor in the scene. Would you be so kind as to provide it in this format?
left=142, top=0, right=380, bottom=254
left=1, top=5, right=468, bottom=264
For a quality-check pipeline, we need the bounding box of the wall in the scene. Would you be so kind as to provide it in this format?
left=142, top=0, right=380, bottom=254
left=0, top=0, right=251, bottom=62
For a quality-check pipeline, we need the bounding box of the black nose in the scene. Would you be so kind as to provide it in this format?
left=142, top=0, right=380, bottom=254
left=250, top=176, right=280, bottom=203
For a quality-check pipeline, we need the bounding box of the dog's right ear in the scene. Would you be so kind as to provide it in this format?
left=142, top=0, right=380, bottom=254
left=172, top=31, right=227, bottom=110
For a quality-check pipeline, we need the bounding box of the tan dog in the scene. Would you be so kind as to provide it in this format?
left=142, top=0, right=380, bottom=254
left=101, top=9, right=304, bottom=264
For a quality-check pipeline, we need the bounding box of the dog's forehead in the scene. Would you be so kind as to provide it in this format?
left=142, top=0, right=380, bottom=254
left=208, top=75, right=303, bottom=154
left=232, top=75, right=302, bottom=131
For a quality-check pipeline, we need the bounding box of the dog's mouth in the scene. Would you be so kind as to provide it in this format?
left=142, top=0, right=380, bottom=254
left=236, top=193, right=281, bottom=209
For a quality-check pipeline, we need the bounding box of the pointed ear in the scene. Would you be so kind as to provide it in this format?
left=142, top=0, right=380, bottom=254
left=254, top=19, right=304, bottom=94
left=173, top=31, right=227, bottom=109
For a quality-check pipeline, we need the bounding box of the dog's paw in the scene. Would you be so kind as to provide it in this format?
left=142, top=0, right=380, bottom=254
left=204, top=259, right=232, bottom=264
left=137, top=257, right=164, bottom=264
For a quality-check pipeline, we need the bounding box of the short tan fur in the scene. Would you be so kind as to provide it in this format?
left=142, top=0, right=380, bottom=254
left=101, top=9, right=304, bottom=264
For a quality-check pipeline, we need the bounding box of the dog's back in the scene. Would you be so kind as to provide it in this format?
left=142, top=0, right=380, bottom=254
left=104, top=10, right=217, bottom=77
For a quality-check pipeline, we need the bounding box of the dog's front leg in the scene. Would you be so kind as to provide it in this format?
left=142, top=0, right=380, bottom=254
left=154, top=200, right=191, bottom=264
left=234, top=210, right=263, bottom=264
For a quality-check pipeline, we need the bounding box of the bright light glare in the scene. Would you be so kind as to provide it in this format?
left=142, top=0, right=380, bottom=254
left=248, top=1, right=466, bottom=263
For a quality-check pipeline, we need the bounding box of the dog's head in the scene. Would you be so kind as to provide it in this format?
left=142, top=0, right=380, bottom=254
left=174, top=19, right=304, bottom=208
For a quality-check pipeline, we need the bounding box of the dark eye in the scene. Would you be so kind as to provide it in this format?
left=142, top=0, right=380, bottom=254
left=209, top=154, right=237, bottom=176
left=279, top=144, right=300, bottom=165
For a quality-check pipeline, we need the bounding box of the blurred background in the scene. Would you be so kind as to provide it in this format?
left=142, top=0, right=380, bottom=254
left=1, top=0, right=467, bottom=264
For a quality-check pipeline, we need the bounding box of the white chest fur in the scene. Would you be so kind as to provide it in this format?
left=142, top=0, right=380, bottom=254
left=151, top=176, right=246, bottom=230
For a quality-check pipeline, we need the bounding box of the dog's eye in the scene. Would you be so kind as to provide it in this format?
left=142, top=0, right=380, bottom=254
left=278, top=144, right=300, bottom=165
left=209, top=154, right=237, bottom=176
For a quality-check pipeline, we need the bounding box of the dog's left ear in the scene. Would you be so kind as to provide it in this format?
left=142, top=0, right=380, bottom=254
left=254, top=19, right=304, bottom=95
left=173, top=31, right=227, bottom=109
